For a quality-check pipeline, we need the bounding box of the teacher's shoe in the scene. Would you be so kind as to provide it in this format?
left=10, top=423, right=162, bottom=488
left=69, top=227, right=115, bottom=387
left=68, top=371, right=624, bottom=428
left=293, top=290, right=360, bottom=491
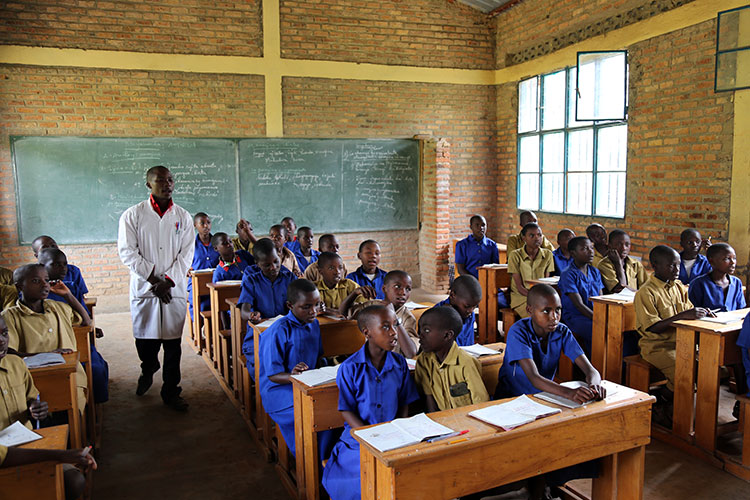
left=164, top=395, right=189, bottom=412
left=136, top=372, right=153, bottom=396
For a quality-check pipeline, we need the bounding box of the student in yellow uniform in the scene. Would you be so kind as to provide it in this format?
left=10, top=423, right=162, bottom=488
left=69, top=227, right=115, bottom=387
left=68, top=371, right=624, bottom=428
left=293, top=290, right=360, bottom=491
left=585, top=223, right=609, bottom=267
left=506, top=211, right=555, bottom=254
left=232, top=218, right=257, bottom=253
left=1, top=264, right=91, bottom=413
left=597, top=229, right=648, bottom=293
left=315, top=252, right=375, bottom=315
left=0, top=267, right=12, bottom=286
left=635, top=245, right=711, bottom=427
left=415, top=306, right=489, bottom=412
left=303, top=233, right=348, bottom=282
left=508, top=223, right=555, bottom=318
left=269, top=224, right=302, bottom=277
left=0, top=283, right=17, bottom=312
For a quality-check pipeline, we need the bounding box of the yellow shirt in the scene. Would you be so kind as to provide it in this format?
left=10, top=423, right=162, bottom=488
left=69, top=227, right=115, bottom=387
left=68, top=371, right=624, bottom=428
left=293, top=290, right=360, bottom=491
left=349, top=300, right=418, bottom=356
left=231, top=236, right=254, bottom=254
left=506, top=233, right=555, bottom=255
left=592, top=248, right=607, bottom=268
left=0, top=354, right=40, bottom=430
left=315, top=279, right=366, bottom=310
left=635, top=275, right=692, bottom=343
left=2, top=300, right=87, bottom=412
left=0, top=444, right=6, bottom=465
left=303, top=260, right=348, bottom=283
left=0, top=285, right=17, bottom=312
left=597, top=256, right=648, bottom=293
left=415, top=342, right=489, bottom=410
left=280, top=246, right=301, bottom=276
left=508, top=247, right=555, bottom=309
left=0, top=267, right=13, bottom=286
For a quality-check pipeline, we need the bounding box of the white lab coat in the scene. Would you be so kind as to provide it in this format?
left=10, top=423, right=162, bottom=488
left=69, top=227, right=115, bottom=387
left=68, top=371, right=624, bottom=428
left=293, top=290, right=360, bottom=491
left=117, top=199, right=194, bottom=340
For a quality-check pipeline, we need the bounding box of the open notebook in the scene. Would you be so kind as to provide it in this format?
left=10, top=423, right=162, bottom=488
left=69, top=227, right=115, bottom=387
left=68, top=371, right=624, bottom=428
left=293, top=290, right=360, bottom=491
left=460, top=344, right=502, bottom=357
left=23, top=352, right=66, bottom=369
left=354, top=413, right=454, bottom=452
left=0, top=421, right=42, bottom=447
left=700, top=310, right=748, bottom=324
left=533, top=380, right=616, bottom=409
left=290, top=365, right=340, bottom=386
left=468, top=395, right=561, bottom=431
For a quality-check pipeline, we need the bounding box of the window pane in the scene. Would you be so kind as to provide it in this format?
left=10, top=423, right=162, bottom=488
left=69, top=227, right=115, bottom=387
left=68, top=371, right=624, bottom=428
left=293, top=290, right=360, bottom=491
left=541, top=173, right=564, bottom=212
left=519, top=135, right=540, bottom=172
left=576, top=51, right=627, bottom=121
left=542, top=133, right=564, bottom=172
left=541, top=71, right=566, bottom=130
left=518, top=173, right=539, bottom=210
left=518, top=77, right=538, bottom=133
left=567, top=129, right=593, bottom=171
left=597, top=125, right=627, bottom=171
left=595, top=172, right=626, bottom=217
left=568, top=68, right=592, bottom=127
left=566, top=172, right=593, bottom=215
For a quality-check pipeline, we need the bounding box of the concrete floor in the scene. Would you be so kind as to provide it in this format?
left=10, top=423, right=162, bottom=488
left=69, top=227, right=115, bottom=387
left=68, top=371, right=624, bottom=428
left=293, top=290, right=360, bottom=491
left=90, top=292, right=750, bottom=499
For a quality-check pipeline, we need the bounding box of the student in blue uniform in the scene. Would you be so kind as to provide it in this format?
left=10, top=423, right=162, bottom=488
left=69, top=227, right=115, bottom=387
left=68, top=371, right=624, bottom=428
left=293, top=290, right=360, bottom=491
left=495, top=284, right=604, bottom=500
left=455, top=214, right=499, bottom=279
left=347, top=240, right=388, bottom=300
left=293, top=226, right=320, bottom=273
left=551, top=229, right=575, bottom=277
left=738, top=313, right=750, bottom=399
left=558, top=236, right=604, bottom=356
left=212, top=232, right=254, bottom=283
left=322, top=304, right=419, bottom=500
left=31, top=235, right=90, bottom=315
left=678, top=228, right=712, bottom=285
left=259, top=279, right=335, bottom=458
left=37, top=247, right=110, bottom=404
left=282, top=216, right=299, bottom=253
left=688, top=243, right=746, bottom=312
left=239, top=238, right=296, bottom=377
left=433, top=275, right=481, bottom=346
left=187, top=212, right=221, bottom=320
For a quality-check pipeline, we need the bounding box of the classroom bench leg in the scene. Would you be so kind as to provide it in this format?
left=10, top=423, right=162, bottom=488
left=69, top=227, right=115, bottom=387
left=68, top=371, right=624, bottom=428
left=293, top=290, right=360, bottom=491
left=616, top=446, right=645, bottom=500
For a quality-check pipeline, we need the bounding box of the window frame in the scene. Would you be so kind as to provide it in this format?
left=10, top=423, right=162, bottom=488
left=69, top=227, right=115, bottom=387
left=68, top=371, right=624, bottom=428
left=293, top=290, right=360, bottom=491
left=516, top=66, right=629, bottom=219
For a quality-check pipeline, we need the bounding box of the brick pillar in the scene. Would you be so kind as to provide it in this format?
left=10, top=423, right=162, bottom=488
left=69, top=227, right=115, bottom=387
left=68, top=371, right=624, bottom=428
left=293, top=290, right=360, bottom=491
left=418, top=137, right=451, bottom=293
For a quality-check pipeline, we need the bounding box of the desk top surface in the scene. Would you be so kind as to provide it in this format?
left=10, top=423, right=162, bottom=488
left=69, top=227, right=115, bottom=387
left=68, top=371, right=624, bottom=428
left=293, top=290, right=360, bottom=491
left=19, top=425, right=68, bottom=450
left=591, top=295, right=635, bottom=305
left=27, top=352, right=78, bottom=375
left=207, top=281, right=242, bottom=290
left=674, top=308, right=749, bottom=334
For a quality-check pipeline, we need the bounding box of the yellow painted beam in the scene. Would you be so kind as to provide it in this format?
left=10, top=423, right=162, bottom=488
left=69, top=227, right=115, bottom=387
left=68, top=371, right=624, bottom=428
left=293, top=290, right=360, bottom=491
left=730, top=89, right=750, bottom=282
left=263, top=0, right=283, bottom=136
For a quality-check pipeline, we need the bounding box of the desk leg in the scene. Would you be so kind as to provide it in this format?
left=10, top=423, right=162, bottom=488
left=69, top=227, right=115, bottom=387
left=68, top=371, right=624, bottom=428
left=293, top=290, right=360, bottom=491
left=68, top=374, right=82, bottom=449
left=616, top=446, right=645, bottom=500
left=591, top=454, right=616, bottom=499
left=293, top=390, right=307, bottom=500
left=695, top=332, right=721, bottom=452
left=674, top=327, right=697, bottom=442
left=360, top=447, right=378, bottom=500
left=477, top=269, right=488, bottom=344
left=487, top=271, right=499, bottom=344
left=591, top=302, right=607, bottom=378
left=605, top=307, right=625, bottom=383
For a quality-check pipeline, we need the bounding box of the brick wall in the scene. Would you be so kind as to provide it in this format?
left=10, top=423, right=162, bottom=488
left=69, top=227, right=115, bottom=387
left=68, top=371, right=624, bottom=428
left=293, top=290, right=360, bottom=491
left=494, top=19, right=734, bottom=262
left=0, top=0, right=263, bottom=56
left=280, top=0, right=495, bottom=69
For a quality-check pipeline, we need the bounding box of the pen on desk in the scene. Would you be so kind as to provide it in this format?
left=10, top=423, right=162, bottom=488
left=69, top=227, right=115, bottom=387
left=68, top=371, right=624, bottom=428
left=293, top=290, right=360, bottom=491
left=449, top=437, right=469, bottom=445
left=708, top=308, right=720, bottom=317
left=426, top=430, right=468, bottom=443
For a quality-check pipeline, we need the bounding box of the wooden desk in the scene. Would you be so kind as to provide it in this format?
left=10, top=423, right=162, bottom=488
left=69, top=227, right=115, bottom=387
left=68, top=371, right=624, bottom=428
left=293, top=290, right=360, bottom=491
left=355, top=384, right=654, bottom=500
left=73, top=326, right=95, bottom=446
left=591, top=296, right=636, bottom=384
left=477, top=265, right=510, bottom=344
left=292, top=343, right=505, bottom=500
left=527, top=276, right=560, bottom=288
left=206, top=281, right=242, bottom=382
left=0, top=425, right=69, bottom=500
left=189, top=269, right=215, bottom=356
left=226, top=298, right=245, bottom=408
left=83, top=297, right=96, bottom=321
left=673, top=308, right=749, bottom=452
left=29, top=353, right=83, bottom=449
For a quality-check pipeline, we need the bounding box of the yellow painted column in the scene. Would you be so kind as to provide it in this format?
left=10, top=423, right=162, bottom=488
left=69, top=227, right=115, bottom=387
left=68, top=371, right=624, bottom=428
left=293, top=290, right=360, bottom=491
left=263, top=0, right=283, bottom=137
left=730, top=90, right=750, bottom=283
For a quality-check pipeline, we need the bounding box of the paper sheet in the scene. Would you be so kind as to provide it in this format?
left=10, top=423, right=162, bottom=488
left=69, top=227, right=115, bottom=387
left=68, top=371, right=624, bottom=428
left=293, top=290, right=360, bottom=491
left=700, top=310, right=747, bottom=324
left=219, top=280, right=242, bottom=285
left=257, top=315, right=285, bottom=328
left=534, top=277, right=560, bottom=284
left=469, top=395, right=561, bottom=430
left=354, top=413, right=454, bottom=452
left=23, top=352, right=65, bottom=369
left=0, top=421, right=42, bottom=447
left=290, top=365, right=340, bottom=386
left=192, top=268, right=215, bottom=274
left=404, top=301, right=430, bottom=310
left=459, top=344, right=501, bottom=357
left=533, top=380, right=619, bottom=409
left=605, top=289, right=636, bottom=302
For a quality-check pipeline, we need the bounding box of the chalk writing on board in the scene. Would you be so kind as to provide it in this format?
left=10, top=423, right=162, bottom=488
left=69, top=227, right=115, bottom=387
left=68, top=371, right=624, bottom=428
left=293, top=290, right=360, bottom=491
left=256, top=170, right=337, bottom=191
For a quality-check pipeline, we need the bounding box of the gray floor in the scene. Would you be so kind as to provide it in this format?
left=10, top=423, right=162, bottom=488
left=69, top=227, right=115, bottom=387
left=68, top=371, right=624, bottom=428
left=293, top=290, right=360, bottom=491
left=91, top=292, right=750, bottom=499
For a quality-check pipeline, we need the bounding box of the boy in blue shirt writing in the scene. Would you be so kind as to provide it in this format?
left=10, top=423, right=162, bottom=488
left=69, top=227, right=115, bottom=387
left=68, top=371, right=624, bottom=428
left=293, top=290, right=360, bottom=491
left=551, top=229, right=574, bottom=277
left=259, top=279, right=334, bottom=458
left=293, top=226, right=319, bottom=273
left=433, top=275, right=481, bottom=347
left=322, top=305, right=419, bottom=500
left=688, top=243, right=746, bottom=312
left=559, top=236, right=604, bottom=355
left=187, top=212, right=220, bottom=320
left=239, top=238, right=297, bottom=376
left=455, top=214, right=499, bottom=279
left=347, top=240, right=388, bottom=300
left=678, top=228, right=712, bottom=285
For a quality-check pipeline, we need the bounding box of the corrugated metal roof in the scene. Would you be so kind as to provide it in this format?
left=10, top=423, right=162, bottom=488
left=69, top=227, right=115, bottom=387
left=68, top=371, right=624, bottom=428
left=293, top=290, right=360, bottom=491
left=456, top=0, right=516, bottom=14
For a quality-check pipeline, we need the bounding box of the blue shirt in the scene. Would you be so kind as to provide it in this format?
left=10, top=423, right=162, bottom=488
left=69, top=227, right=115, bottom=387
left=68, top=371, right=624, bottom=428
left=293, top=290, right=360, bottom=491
left=347, top=266, right=388, bottom=300
left=454, top=234, right=499, bottom=279
left=435, top=298, right=475, bottom=346
left=737, top=313, right=750, bottom=396
left=688, top=274, right=746, bottom=312
left=551, top=248, right=573, bottom=277
left=285, top=239, right=300, bottom=254
left=191, top=233, right=221, bottom=271
left=294, top=248, right=320, bottom=273
left=259, top=311, right=323, bottom=413
left=48, top=264, right=89, bottom=314
left=212, top=250, right=254, bottom=282
left=679, top=252, right=711, bottom=285
left=238, top=265, right=296, bottom=321
left=497, top=318, right=584, bottom=397
left=559, top=264, right=603, bottom=325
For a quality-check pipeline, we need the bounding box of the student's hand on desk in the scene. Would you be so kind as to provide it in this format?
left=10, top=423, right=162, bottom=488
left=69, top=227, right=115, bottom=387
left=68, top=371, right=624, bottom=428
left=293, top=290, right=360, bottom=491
left=567, top=385, right=596, bottom=404
left=356, top=285, right=377, bottom=300
left=588, top=384, right=606, bottom=400
left=682, top=307, right=712, bottom=320
left=249, top=311, right=262, bottom=324
left=29, top=399, right=49, bottom=420
left=291, top=362, right=309, bottom=375
left=49, top=280, right=71, bottom=296
left=52, top=348, right=74, bottom=354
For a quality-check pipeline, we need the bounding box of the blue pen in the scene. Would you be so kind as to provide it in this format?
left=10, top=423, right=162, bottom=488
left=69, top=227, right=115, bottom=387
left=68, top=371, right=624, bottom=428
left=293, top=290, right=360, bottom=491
left=35, top=394, right=41, bottom=429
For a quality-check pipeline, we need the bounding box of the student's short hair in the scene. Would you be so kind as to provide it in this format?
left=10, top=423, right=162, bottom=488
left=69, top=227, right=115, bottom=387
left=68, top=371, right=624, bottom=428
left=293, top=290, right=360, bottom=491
left=252, top=238, right=277, bottom=260
left=318, top=234, right=336, bottom=248
left=451, top=275, right=482, bottom=301
left=193, top=212, right=209, bottom=222
left=358, top=239, right=379, bottom=252
left=146, top=165, right=169, bottom=181
left=356, top=304, right=390, bottom=331
left=649, top=245, right=679, bottom=266
left=38, top=247, right=66, bottom=265
left=317, top=251, right=342, bottom=268
left=706, top=242, right=732, bottom=261
left=269, top=224, right=286, bottom=236
left=281, top=217, right=295, bottom=224
left=585, top=224, right=606, bottom=238
left=519, top=210, right=536, bottom=224
left=297, top=226, right=312, bottom=237
left=527, top=283, right=559, bottom=308
left=680, top=228, right=700, bottom=241
left=383, top=270, right=410, bottom=286
left=557, top=228, right=574, bottom=241
left=13, top=263, right=45, bottom=286
left=520, top=222, right=540, bottom=236
left=31, top=235, right=56, bottom=254
left=419, top=306, right=463, bottom=339
left=210, top=232, right=229, bottom=248
left=469, top=215, right=485, bottom=226
left=608, top=229, right=629, bottom=243
left=287, top=279, right=319, bottom=304
left=567, top=236, right=590, bottom=253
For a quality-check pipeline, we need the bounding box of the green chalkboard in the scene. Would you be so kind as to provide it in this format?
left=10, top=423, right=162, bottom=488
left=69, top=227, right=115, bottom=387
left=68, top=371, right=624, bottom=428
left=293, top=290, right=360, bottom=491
left=11, top=136, right=420, bottom=245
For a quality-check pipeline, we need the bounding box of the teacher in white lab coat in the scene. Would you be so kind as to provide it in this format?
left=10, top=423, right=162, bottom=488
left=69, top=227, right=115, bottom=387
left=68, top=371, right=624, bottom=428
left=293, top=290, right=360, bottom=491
left=117, top=165, right=194, bottom=412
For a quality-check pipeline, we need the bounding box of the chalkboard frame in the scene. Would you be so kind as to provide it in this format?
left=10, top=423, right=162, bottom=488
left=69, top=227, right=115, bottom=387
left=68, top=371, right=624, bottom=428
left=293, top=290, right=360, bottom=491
left=11, top=136, right=422, bottom=245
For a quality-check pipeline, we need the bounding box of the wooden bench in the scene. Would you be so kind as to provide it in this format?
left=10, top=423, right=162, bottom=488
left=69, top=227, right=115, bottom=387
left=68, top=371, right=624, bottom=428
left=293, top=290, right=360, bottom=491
left=624, top=354, right=666, bottom=394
